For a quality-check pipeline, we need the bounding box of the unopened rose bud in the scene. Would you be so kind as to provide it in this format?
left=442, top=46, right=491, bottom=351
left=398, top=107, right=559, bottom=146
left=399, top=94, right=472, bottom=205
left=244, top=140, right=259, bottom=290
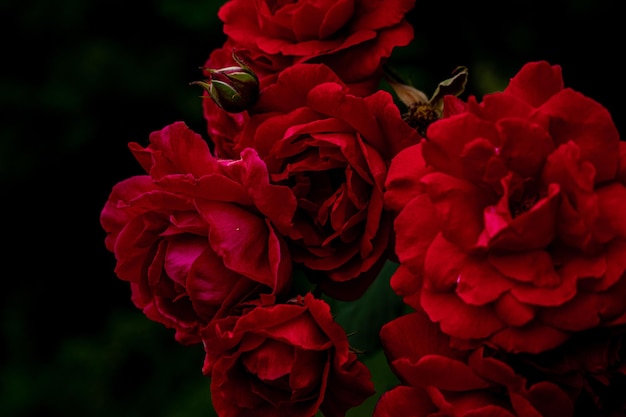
left=191, top=52, right=259, bottom=113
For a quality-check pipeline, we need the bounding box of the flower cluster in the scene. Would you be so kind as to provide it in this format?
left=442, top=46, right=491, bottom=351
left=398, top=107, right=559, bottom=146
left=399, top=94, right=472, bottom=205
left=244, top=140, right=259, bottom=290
left=100, top=1, right=626, bottom=416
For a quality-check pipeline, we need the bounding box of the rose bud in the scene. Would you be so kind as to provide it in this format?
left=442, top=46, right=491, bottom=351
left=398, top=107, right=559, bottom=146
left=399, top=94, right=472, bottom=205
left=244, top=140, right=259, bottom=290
left=191, top=51, right=259, bottom=113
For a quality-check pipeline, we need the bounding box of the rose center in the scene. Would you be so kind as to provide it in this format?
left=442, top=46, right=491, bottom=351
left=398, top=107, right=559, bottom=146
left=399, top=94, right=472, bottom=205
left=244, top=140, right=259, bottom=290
left=293, top=168, right=346, bottom=218
left=403, top=103, right=440, bottom=137
left=508, top=179, right=545, bottom=218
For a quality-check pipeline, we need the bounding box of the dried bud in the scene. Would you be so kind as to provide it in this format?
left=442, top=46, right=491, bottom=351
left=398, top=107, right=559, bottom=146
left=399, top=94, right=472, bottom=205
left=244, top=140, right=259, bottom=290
left=191, top=51, right=259, bottom=113
left=383, top=64, right=469, bottom=137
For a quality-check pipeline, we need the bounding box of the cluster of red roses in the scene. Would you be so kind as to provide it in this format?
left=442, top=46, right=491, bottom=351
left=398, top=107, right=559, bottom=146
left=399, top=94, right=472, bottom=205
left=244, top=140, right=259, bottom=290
left=100, top=1, right=626, bottom=416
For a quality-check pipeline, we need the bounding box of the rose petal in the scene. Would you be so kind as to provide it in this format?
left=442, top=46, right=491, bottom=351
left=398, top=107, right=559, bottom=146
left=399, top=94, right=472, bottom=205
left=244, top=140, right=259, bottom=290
left=381, top=312, right=463, bottom=364
left=497, top=118, right=555, bottom=178
left=421, top=172, right=495, bottom=250
left=424, top=112, right=499, bottom=178
left=597, top=182, right=626, bottom=239
left=488, top=251, right=560, bottom=287
left=242, top=339, right=294, bottom=381
left=373, top=386, right=437, bottom=417
left=503, top=61, right=564, bottom=107
left=396, top=355, right=491, bottom=391
left=389, top=264, right=422, bottom=310
left=493, top=293, right=536, bottom=327
left=393, top=194, right=439, bottom=272
left=540, top=88, right=619, bottom=183
left=199, top=202, right=286, bottom=286
left=489, top=324, right=569, bottom=354
left=421, top=290, right=503, bottom=340
left=384, top=143, right=431, bottom=211
left=455, top=256, right=514, bottom=306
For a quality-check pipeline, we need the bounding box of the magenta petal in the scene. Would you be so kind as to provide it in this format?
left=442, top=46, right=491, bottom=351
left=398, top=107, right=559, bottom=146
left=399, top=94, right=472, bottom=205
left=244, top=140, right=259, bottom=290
left=186, top=246, right=245, bottom=314
left=199, top=201, right=282, bottom=286
left=224, top=148, right=297, bottom=235
left=163, top=236, right=207, bottom=286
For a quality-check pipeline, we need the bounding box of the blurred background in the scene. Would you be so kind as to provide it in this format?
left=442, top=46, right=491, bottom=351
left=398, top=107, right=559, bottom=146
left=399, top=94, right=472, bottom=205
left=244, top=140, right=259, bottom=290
left=1, top=1, right=624, bottom=416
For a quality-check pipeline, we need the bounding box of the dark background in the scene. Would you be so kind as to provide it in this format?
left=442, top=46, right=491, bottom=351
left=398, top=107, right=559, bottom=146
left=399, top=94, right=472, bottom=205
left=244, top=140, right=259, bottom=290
left=2, top=1, right=624, bottom=416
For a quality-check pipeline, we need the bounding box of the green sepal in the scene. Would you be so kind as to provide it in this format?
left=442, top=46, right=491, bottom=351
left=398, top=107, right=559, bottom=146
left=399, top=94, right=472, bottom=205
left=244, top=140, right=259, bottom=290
left=428, top=66, right=469, bottom=114
left=227, top=71, right=258, bottom=85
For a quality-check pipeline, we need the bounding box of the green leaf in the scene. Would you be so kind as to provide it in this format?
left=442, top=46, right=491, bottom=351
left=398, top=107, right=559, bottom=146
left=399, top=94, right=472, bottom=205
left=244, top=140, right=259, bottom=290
left=324, top=261, right=404, bottom=354
left=428, top=66, right=469, bottom=114
left=346, top=347, right=400, bottom=417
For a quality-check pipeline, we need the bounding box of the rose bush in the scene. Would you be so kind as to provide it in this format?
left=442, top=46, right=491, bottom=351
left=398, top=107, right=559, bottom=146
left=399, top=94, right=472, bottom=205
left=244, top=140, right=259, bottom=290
left=100, top=1, right=626, bottom=412
left=210, top=0, right=416, bottom=97
left=385, top=60, right=626, bottom=354
left=100, top=121, right=296, bottom=344
left=201, top=292, right=375, bottom=417
left=225, top=63, right=421, bottom=300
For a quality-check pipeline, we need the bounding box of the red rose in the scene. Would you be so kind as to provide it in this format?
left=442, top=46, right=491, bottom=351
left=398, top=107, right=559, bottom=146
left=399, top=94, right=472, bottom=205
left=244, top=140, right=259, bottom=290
left=201, top=293, right=375, bottom=417
left=513, top=327, right=626, bottom=415
left=214, top=0, right=416, bottom=96
left=374, top=311, right=574, bottom=417
left=100, top=121, right=296, bottom=344
left=385, top=60, right=626, bottom=354
left=230, top=63, right=421, bottom=300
